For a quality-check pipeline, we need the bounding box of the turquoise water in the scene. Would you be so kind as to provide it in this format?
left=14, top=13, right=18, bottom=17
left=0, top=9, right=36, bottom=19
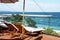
left=25, top=17, right=60, bottom=30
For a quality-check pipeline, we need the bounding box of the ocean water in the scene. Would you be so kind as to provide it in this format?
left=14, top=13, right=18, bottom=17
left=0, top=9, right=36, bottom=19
left=0, top=12, right=60, bottom=30
left=24, top=17, right=60, bottom=30
left=0, top=12, right=60, bottom=17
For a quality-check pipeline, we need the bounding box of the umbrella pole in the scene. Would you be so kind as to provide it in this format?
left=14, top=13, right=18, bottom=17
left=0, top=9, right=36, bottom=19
left=20, top=0, right=25, bottom=38
left=22, top=0, right=25, bottom=35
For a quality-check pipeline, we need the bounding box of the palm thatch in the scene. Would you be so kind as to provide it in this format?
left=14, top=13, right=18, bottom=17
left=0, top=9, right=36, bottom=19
left=0, top=0, right=18, bottom=3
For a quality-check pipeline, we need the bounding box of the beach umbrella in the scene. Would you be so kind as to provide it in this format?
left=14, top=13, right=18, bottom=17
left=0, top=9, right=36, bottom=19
left=0, top=0, right=18, bottom=3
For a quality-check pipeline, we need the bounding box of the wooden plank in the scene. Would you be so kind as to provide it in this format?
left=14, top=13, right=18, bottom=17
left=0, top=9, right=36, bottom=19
left=0, top=0, right=18, bottom=3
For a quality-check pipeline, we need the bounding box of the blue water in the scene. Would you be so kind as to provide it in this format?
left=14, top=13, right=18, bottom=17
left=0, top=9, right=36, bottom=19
left=0, top=12, right=60, bottom=17
left=0, top=12, right=60, bottom=30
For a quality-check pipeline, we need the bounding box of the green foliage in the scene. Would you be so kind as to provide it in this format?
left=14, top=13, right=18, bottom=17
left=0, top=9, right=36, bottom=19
left=3, top=14, right=23, bottom=24
left=11, top=14, right=23, bottom=23
left=43, top=27, right=58, bottom=36
left=26, top=18, right=37, bottom=27
left=3, top=17, right=11, bottom=22
left=51, top=31, right=58, bottom=35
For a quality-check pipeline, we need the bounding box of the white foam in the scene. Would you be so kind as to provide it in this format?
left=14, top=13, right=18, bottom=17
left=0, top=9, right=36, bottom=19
left=54, top=30, right=60, bottom=33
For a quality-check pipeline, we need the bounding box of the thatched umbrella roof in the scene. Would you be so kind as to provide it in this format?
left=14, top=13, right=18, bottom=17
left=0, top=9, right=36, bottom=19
left=0, top=0, right=18, bottom=3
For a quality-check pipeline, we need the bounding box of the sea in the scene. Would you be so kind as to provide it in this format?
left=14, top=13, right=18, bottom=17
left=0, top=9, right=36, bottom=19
left=0, top=12, right=60, bottom=31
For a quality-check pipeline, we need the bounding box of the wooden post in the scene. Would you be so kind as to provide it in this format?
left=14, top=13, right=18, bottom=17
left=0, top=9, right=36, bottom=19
left=20, top=0, right=25, bottom=38
left=22, top=0, right=25, bottom=35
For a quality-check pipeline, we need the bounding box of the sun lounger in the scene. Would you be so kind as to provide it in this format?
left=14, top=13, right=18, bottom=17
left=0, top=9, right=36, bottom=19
left=24, top=27, right=43, bottom=32
left=3, top=22, right=19, bottom=32
left=3, top=21, right=43, bottom=35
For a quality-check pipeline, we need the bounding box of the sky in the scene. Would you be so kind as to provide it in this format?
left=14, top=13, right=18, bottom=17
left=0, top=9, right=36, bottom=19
left=0, top=0, right=60, bottom=12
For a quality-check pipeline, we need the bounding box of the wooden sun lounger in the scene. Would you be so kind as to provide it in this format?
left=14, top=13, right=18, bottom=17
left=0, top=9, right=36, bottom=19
left=3, top=21, right=42, bottom=35
left=0, top=22, right=43, bottom=40
left=4, top=22, right=19, bottom=32
left=3, top=22, right=30, bottom=34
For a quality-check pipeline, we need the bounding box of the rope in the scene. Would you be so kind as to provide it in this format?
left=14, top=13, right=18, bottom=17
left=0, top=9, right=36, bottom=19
left=32, top=0, right=52, bottom=28
left=32, top=0, right=48, bottom=15
left=5, top=4, right=17, bottom=12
